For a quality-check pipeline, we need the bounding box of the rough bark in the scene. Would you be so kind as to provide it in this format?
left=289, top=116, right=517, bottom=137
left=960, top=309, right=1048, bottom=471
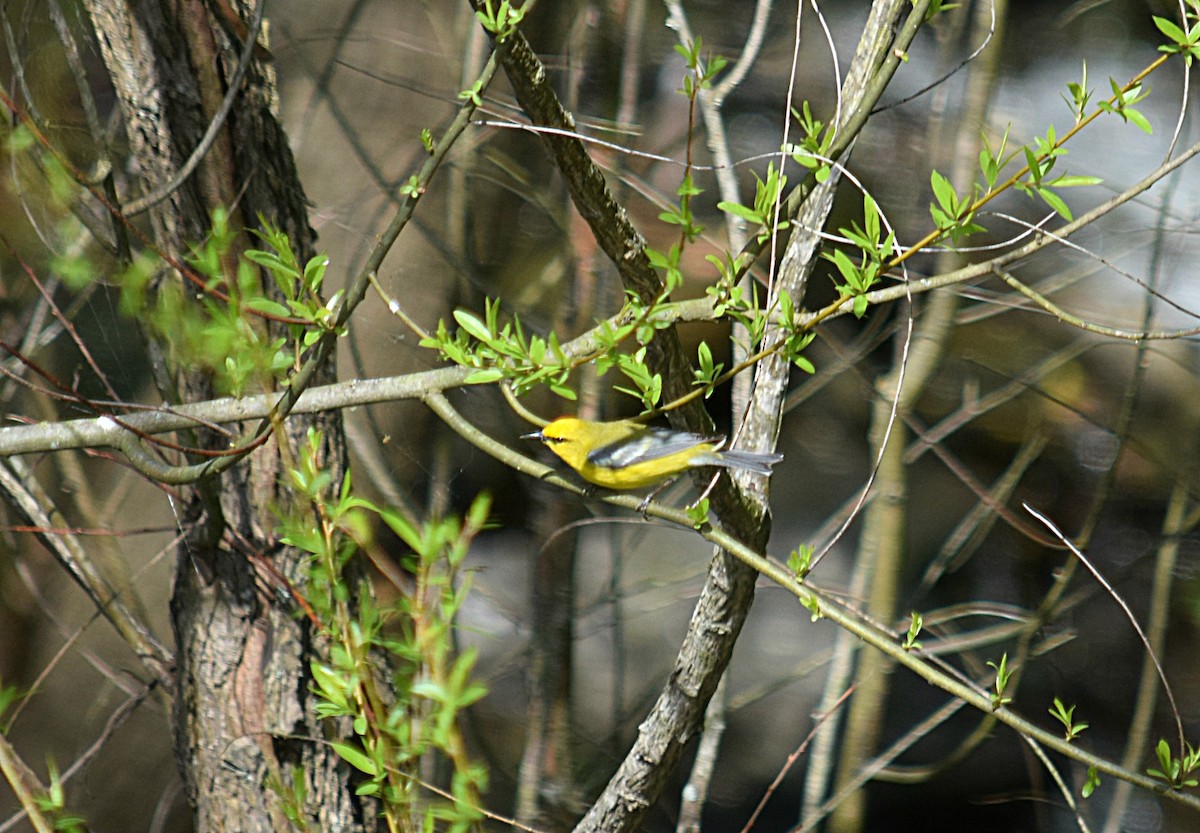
left=82, top=2, right=362, bottom=831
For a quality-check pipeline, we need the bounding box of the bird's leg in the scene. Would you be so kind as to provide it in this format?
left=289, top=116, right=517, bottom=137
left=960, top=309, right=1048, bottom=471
left=636, top=479, right=675, bottom=518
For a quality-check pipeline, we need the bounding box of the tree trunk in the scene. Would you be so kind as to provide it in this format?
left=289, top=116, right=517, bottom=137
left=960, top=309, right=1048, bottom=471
left=82, top=2, right=365, bottom=830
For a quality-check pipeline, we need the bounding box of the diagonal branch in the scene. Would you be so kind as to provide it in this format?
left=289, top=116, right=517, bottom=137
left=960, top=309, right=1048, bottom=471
left=0, top=457, right=173, bottom=686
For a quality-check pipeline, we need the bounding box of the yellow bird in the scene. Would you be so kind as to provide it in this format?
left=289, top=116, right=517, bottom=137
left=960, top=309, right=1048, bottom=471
left=523, top=417, right=783, bottom=490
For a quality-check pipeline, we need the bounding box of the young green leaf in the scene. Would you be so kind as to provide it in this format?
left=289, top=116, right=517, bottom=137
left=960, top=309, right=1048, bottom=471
left=453, top=309, right=492, bottom=342
left=332, top=741, right=380, bottom=776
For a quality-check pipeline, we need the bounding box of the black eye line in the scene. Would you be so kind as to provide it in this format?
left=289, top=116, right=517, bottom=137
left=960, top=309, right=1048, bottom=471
left=544, top=436, right=566, bottom=444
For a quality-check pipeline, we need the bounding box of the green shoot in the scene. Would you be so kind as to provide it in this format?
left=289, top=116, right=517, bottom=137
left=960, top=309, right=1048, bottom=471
left=1048, top=697, right=1088, bottom=741
left=986, top=653, right=1013, bottom=710
left=903, top=612, right=923, bottom=651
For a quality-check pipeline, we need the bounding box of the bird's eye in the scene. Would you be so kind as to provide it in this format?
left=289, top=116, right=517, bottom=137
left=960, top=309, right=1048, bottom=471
left=544, top=435, right=566, bottom=444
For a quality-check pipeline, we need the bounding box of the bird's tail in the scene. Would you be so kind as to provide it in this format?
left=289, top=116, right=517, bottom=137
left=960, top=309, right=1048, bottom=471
left=699, top=448, right=784, bottom=476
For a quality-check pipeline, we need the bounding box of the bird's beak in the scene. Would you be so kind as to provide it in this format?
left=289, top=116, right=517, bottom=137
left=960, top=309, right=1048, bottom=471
left=521, top=430, right=544, bottom=441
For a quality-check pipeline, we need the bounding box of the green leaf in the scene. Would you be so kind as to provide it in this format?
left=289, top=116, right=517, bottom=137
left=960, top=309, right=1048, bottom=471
left=1126, top=108, right=1153, bottom=134
left=244, top=298, right=292, bottom=318
left=863, top=194, right=880, bottom=240
left=1153, top=15, right=1187, bottom=45
left=717, top=200, right=761, bottom=223
left=332, top=742, right=379, bottom=776
left=801, top=593, right=821, bottom=620
left=1023, top=146, right=1041, bottom=181
left=676, top=173, right=702, bottom=197
left=464, top=368, right=505, bottom=384
left=1050, top=175, right=1102, bottom=187
left=412, top=680, right=446, bottom=701
left=304, top=254, right=329, bottom=289
left=787, top=544, right=813, bottom=580
left=826, top=248, right=860, bottom=284
left=930, top=169, right=955, bottom=211
left=378, top=507, right=423, bottom=552
left=903, top=611, right=923, bottom=650
left=453, top=310, right=491, bottom=342
left=1036, top=186, right=1073, bottom=220
left=310, top=662, right=349, bottom=706
left=549, top=381, right=577, bottom=400
left=244, top=249, right=300, bottom=278
left=457, top=681, right=488, bottom=708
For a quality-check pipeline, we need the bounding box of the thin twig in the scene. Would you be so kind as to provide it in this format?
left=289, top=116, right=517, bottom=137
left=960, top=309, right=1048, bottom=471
left=1023, top=503, right=1186, bottom=760
left=1021, top=735, right=1094, bottom=833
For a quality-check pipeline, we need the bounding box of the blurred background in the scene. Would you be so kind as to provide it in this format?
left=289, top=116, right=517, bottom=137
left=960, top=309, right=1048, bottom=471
left=2, top=1, right=1200, bottom=831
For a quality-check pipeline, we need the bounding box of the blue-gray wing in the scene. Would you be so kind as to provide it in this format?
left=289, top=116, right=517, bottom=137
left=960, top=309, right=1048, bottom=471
left=587, top=427, right=724, bottom=468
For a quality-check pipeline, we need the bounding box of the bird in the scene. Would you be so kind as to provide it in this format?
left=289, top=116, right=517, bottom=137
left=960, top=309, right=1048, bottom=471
left=522, top=416, right=783, bottom=491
